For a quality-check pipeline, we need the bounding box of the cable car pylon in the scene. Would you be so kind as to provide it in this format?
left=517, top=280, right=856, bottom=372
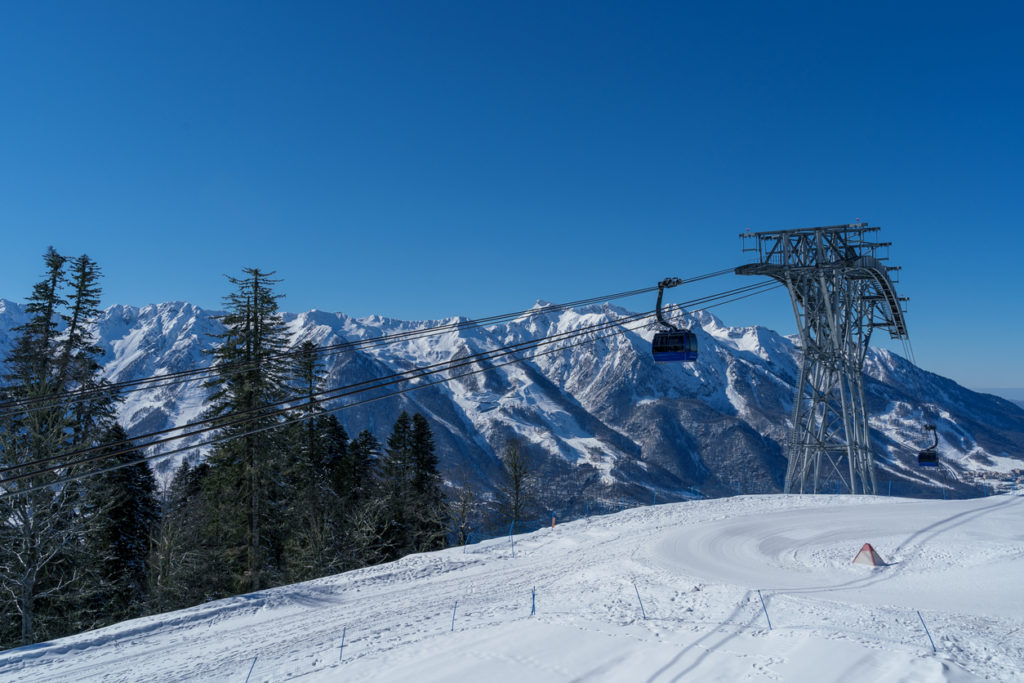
left=736, top=222, right=909, bottom=495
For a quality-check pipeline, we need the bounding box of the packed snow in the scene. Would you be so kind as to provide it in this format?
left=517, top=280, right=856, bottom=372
left=2, top=492, right=1022, bottom=682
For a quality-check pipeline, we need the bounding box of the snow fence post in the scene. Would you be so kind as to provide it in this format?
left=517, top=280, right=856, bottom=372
left=917, top=610, right=937, bottom=652
left=245, top=655, right=258, bottom=683
left=888, top=481, right=892, bottom=496
left=339, top=626, right=346, bottom=662
left=586, top=501, right=590, bottom=520
left=531, top=587, right=536, bottom=616
left=757, top=590, right=772, bottom=630
left=451, top=601, right=458, bottom=632
left=633, top=581, right=647, bottom=620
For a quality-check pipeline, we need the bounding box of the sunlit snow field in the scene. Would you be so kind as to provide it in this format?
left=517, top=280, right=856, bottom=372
left=2, top=493, right=1022, bottom=682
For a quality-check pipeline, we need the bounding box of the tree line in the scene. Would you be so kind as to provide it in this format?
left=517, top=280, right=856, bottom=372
left=0, top=252, right=543, bottom=651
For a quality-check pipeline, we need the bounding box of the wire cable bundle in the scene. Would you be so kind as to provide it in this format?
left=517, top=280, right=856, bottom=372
left=0, top=271, right=781, bottom=497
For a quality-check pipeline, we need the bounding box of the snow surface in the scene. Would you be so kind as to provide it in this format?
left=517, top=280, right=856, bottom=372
left=3, top=493, right=1023, bottom=682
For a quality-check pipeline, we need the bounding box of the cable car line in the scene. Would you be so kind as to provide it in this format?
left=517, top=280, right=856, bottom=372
left=0, top=281, right=782, bottom=499
left=2, top=279, right=775, bottom=479
left=1, top=277, right=767, bottom=476
left=0, top=269, right=737, bottom=419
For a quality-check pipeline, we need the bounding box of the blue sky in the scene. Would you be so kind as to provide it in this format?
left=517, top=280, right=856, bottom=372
left=1, top=2, right=1021, bottom=390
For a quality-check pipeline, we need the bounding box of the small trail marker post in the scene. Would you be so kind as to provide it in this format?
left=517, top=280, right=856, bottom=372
left=757, top=590, right=773, bottom=630
left=633, top=581, right=647, bottom=620
left=245, top=656, right=258, bottom=683
left=339, top=626, right=346, bottom=661
left=918, top=611, right=937, bottom=652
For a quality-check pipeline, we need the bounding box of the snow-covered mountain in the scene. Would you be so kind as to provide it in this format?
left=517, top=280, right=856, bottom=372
left=1, top=298, right=1022, bottom=502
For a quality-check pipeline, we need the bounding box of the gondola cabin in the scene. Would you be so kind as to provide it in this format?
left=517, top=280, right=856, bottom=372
left=917, top=424, right=939, bottom=467
left=652, top=330, right=698, bottom=363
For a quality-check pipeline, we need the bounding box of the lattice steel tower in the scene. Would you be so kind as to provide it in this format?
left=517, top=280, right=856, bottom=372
left=736, top=223, right=908, bottom=494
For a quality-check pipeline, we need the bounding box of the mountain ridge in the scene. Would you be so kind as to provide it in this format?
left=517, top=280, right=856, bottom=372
left=1, top=298, right=1022, bottom=502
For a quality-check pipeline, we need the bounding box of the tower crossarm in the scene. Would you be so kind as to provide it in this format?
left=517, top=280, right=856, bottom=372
left=845, top=255, right=908, bottom=339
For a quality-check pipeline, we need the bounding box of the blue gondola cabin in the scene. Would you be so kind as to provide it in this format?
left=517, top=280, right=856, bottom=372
left=652, top=330, right=698, bottom=363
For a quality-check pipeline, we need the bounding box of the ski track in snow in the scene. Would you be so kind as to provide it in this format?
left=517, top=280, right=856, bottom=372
left=2, top=494, right=1023, bottom=682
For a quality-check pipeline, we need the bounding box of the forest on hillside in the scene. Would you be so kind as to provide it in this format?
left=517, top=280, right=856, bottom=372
left=0, top=249, right=535, bottom=650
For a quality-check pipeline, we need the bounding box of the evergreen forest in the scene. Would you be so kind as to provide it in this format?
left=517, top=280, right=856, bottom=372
left=0, top=250, right=526, bottom=650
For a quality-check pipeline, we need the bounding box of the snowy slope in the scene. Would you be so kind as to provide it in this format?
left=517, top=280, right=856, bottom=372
left=2, top=492, right=1021, bottom=681
left=1, top=298, right=1023, bottom=500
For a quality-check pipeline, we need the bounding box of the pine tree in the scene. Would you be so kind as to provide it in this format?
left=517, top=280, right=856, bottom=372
left=345, top=429, right=380, bottom=505
left=79, top=424, right=159, bottom=625
left=60, top=255, right=117, bottom=447
left=202, top=268, right=290, bottom=593
left=281, top=416, right=348, bottom=582
left=344, top=429, right=387, bottom=566
left=280, top=343, right=355, bottom=581
left=149, top=460, right=224, bottom=612
left=409, top=413, right=447, bottom=552
left=374, top=413, right=447, bottom=560
left=377, top=412, right=415, bottom=561
left=0, top=248, right=120, bottom=646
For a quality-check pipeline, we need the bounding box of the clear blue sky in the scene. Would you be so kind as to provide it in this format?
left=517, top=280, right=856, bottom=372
left=1, top=2, right=1021, bottom=390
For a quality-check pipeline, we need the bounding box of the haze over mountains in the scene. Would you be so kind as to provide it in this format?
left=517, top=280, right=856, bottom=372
left=1, top=298, right=1022, bottom=506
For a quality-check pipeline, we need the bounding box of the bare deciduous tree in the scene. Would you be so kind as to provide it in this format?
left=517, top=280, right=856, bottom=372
left=496, top=440, right=536, bottom=532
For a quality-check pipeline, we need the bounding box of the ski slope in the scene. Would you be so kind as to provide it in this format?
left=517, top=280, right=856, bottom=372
left=2, top=493, right=1022, bottom=682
